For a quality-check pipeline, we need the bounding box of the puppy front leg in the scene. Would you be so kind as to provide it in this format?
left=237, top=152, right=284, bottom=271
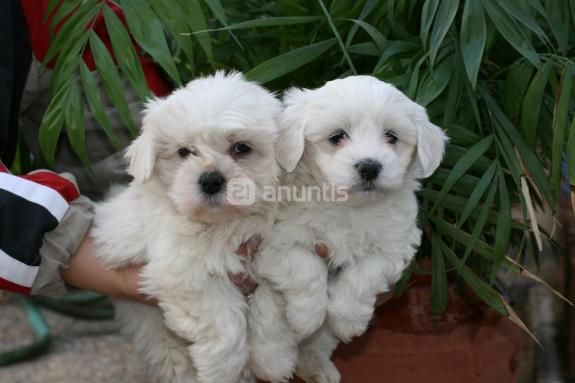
left=257, top=246, right=328, bottom=340
left=115, top=301, right=197, bottom=383
left=249, top=281, right=298, bottom=382
left=328, top=255, right=404, bottom=342
left=160, top=279, right=249, bottom=383
left=296, top=324, right=341, bottom=383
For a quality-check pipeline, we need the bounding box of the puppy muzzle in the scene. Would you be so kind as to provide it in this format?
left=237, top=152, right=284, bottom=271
left=199, top=171, right=226, bottom=196
left=355, top=159, right=382, bottom=191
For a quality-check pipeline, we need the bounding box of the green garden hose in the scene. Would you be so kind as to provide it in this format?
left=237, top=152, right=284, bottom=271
left=30, top=295, right=114, bottom=320
left=0, top=296, right=51, bottom=366
left=0, top=292, right=114, bottom=366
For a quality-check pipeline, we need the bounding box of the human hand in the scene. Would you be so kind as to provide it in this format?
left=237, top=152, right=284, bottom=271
left=229, top=236, right=261, bottom=296
left=61, top=235, right=156, bottom=304
left=231, top=237, right=332, bottom=297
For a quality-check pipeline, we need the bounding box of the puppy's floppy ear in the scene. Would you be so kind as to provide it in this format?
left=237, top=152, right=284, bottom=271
left=125, top=132, right=155, bottom=183
left=276, top=87, right=308, bottom=172
left=412, top=106, right=448, bottom=178
left=125, top=99, right=162, bottom=183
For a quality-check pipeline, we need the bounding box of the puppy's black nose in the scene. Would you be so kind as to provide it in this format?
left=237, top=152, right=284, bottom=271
left=355, top=159, right=382, bottom=181
left=199, top=171, right=226, bottom=195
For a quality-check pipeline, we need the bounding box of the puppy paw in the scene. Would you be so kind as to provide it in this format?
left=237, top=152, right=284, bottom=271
left=284, top=263, right=328, bottom=340
left=327, top=300, right=373, bottom=342
left=189, top=331, right=248, bottom=383
left=297, top=359, right=341, bottom=383
left=250, top=339, right=297, bottom=382
left=286, top=296, right=327, bottom=341
left=238, top=368, right=257, bottom=383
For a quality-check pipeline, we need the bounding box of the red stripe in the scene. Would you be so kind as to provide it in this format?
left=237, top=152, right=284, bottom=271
left=21, top=171, right=80, bottom=203
left=0, top=278, right=31, bottom=295
left=0, top=160, right=8, bottom=173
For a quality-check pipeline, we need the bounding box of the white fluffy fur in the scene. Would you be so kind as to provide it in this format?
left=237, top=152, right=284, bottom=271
left=250, top=75, right=447, bottom=383
left=93, top=72, right=287, bottom=383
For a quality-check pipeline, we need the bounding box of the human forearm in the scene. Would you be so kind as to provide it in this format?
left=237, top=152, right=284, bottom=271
left=61, top=235, right=155, bottom=304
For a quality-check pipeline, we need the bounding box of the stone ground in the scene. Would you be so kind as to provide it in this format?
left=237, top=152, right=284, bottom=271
left=0, top=294, right=152, bottom=383
left=0, top=267, right=567, bottom=383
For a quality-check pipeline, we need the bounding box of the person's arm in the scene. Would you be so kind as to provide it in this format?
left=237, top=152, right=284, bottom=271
left=61, top=235, right=154, bottom=303
left=0, top=162, right=93, bottom=297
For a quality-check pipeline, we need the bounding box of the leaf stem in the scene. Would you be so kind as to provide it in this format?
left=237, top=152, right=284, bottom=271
left=317, top=0, right=357, bottom=75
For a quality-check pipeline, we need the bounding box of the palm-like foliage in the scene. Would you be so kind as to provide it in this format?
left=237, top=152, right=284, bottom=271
left=44, top=0, right=575, bottom=322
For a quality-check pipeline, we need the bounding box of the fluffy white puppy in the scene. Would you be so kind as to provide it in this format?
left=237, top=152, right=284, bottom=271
left=252, top=75, right=447, bottom=383
left=92, top=72, right=283, bottom=383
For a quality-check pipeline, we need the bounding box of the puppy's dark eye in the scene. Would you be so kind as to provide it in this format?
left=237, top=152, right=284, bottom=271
left=231, top=142, right=252, bottom=158
left=178, top=147, right=192, bottom=158
left=384, top=131, right=398, bottom=144
left=328, top=130, right=349, bottom=146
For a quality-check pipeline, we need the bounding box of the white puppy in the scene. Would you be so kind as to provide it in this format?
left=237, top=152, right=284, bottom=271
left=92, top=72, right=284, bottom=383
left=251, top=75, right=447, bottom=383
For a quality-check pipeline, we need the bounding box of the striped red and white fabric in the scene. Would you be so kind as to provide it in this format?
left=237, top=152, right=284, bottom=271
left=0, top=160, right=80, bottom=294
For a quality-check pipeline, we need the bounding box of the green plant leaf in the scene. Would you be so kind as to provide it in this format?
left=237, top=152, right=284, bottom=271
left=416, top=54, right=454, bottom=106
left=568, top=116, right=575, bottom=186
left=49, top=32, right=90, bottom=92
left=120, top=0, right=182, bottom=85
left=481, top=87, right=554, bottom=205
left=492, top=172, right=512, bottom=280
left=409, top=54, right=429, bottom=99
left=245, top=39, right=336, bottom=84
left=346, top=19, right=385, bottom=52
left=447, top=124, right=481, bottom=146
left=495, top=131, right=522, bottom=191
left=460, top=0, right=486, bottom=88
left=442, top=69, right=462, bottom=127
left=442, top=144, right=493, bottom=173
left=420, top=0, right=440, bottom=47
left=428, top=0, right=459, bottom=66
left=551, top=63, right=574, bottom=196
left=431, top=170, right=481, bottom=197
left=177, top=0, right=214, bottom=65
left=189, top=16, right=324, bottom=33
left=345, top=0, right=379, bottom=47
left=393, top=261, right=414, bottom=298
left=79, top=62, right=120, bottom=148
left=427, top=135, right=494, bottom=216
left=64, top=82, right=91, bottom=169
left=204, top=0, right=228, bottom=26
left=348, top=42, right=379, bottom=56
left=458, top=52, right=482, bottom=129
left=317, top=0, right=357, bottom=74
left=505, top=59, right=534, bottom=123
left=458, top=160, right=497, bottom=227
left=89, top=32, right=137, bottom=137
left=102, top=5, right=150, bottom=101
left=203, top=0, right=242, bottom=49
left=521, top=59, right=551, bottom=147
left=440, top=240, right=507, bottom=315
left=44, top=0, right=71, bottom=23
left=481, top=0, right=540, bottom=67
left=148, top=0, right=195, bottom=67
left=543, top=0, right=570, bottom=54
left=431, top=234, right=448, bottom=313
left=373, top=41, right=419, bottom=75
left=44, top=1, right=99, bottom=65
left=461, top=177, right=498, bottom=266
left=421, top=189, right=508, bottom=225
left=497, top=0, right=547, bottom=43
left=39, top=85, right=69, bottom=165
left=431, top=216, right=496, bottom=261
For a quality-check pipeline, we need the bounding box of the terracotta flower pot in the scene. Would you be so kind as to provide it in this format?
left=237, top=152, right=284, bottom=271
left=309, top=274, right=523, bottom=383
